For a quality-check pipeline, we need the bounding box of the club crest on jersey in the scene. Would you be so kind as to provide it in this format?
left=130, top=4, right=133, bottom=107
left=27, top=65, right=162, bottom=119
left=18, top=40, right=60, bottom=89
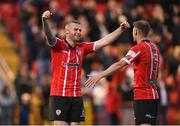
left=56, top=109, right=61, bottom=116
left=77, top=50, right=82, bottom=55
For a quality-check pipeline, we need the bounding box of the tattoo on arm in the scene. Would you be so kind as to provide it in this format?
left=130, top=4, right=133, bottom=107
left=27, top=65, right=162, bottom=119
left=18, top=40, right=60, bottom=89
left=42, top=19, right=56, bottom=45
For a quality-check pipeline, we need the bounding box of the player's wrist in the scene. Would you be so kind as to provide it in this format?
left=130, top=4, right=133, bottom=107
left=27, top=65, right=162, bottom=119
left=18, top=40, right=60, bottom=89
left=119, top=25, right=126, bottom=31
left=99, top=73, right=105, bottom=79
left=42, top=17, right=48, bottom=21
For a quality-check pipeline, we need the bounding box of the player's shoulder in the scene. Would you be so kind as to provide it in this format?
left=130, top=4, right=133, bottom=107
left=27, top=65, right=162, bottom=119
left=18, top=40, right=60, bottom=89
left=130, top=43, right=146, bottom=53
left=55, top=37, right=66, bottom=46
left=77, top=41, right=93, bottom=46
left=136, top=41, right=148, bottom=48
left=50, top=37, right=65, bottom=49
left=131, top=43, right=141, bottom=49
left=56, top=37, right=65, bottom=42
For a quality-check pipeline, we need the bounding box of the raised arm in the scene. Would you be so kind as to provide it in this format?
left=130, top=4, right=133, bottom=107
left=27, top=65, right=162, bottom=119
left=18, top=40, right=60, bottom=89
left=42, top=10, right=56, bottom=46
left=94, top=21, right=130, bottom=50
left=85, top=59, right=128, bottom=88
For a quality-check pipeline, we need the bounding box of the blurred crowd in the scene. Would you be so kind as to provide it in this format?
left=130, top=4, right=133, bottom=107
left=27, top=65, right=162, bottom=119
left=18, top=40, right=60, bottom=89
left=0, top=0, right=179, bottom=125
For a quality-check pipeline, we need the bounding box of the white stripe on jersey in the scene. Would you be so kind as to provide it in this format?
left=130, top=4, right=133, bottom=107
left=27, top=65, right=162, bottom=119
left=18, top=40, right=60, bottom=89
left=93, top=42, right=97, bottom=51
left=151, top=88, right=155, bottom=99
left=74, top=52, right=79, bottom=96
left=62, top=50, right=71, bottom=96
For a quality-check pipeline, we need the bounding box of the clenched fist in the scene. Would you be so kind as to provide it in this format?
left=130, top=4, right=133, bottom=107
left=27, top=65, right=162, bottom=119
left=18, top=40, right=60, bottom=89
left=120, top=21, right=130, bottom=30
left=42, top=10, right=52, bottom=21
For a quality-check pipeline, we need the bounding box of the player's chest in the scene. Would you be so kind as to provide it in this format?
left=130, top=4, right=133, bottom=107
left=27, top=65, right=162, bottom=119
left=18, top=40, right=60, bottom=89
left=60, top=47, right=83, bottom=62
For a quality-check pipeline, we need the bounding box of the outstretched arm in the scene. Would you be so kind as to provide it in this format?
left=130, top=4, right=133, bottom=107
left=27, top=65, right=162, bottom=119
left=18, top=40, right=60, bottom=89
left=94, top=21, right=130, bottom=50
left=85, top=59, right=128, bottom=88
left=42, top=10, right=56, bottom=46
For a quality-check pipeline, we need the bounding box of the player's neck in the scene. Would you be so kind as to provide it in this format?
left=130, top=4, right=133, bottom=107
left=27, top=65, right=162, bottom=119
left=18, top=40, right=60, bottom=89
left=65, top=37, right=77, bottom=48
left=137, top=36, right=149, bottom=44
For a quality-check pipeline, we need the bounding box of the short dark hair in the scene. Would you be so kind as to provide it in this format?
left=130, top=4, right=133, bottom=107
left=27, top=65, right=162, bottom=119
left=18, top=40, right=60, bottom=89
left=133, top=20, right=151, bottom=37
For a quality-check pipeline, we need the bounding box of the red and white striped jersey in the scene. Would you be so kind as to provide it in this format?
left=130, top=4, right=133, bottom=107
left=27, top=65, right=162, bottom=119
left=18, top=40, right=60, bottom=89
left=122, top=40, right=160, bottom=100
left=50, top=38, right=95, bottom=97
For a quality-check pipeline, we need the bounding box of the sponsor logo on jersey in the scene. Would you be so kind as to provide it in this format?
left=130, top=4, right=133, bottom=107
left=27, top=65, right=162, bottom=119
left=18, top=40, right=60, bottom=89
left=66, top=62, right=80, bottom=67
left=62, top=62, right=80, bottom=67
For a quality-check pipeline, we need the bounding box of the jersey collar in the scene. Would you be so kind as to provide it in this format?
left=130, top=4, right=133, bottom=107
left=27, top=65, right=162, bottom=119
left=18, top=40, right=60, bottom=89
left=141, top=38, right=151, bottom=42
left=65, top=39, right=77, bottom=50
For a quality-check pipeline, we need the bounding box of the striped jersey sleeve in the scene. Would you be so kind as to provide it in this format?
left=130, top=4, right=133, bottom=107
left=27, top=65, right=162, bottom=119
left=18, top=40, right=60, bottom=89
left=122, top=45, right=141, bottom=64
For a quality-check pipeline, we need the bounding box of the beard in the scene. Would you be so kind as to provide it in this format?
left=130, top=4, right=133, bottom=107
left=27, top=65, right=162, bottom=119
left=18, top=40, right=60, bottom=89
left=76, top=35, right=81, bottom=41
left=72, top=34, right=81, bottom=42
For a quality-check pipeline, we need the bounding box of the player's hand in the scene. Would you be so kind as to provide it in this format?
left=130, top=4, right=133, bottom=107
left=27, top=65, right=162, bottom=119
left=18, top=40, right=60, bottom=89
left=120, top=21, right=130, bottom=30
left=85, top=75, right=102, bottom=88
left=42, top=10, right=52, bottom=21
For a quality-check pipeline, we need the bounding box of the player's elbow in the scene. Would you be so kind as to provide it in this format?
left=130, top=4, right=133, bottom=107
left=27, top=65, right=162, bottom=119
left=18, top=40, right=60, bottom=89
left=46, top=37, right=56, bottom=46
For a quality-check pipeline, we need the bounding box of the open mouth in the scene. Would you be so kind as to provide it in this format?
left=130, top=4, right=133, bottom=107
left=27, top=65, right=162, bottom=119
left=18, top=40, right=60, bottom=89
left=75, top=34, right=81, bottom=39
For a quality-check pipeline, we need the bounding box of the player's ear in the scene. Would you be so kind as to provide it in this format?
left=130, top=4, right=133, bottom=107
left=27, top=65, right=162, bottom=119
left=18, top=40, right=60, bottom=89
left=65, top=25, right=70, bottom=34
left=135, top=29, right=138, bottom=35
left=65, top=29, right=70, bottom=34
